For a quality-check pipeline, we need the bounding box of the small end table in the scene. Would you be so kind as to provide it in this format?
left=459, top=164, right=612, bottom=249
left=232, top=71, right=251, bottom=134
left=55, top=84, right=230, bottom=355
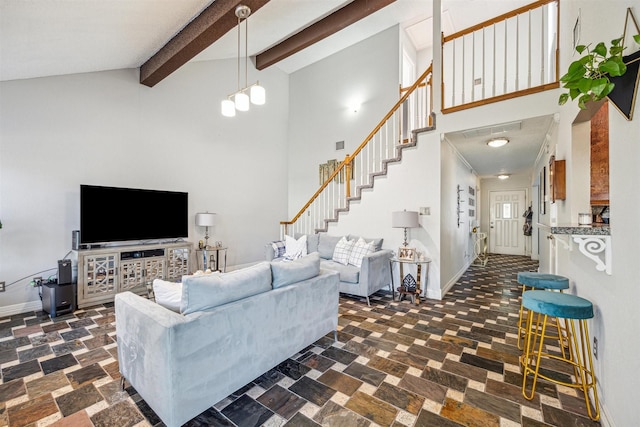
left=196, top=247, right=228, bottom=272
left=390, top=257, right=431, bottom=305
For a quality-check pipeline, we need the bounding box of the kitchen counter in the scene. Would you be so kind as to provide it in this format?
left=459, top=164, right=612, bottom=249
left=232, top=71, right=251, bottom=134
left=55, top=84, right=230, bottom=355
left=550, top=223, right=610, bottom=236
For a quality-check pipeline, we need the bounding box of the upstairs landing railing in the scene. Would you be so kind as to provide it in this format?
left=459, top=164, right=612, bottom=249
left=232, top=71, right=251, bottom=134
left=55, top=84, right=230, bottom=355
left=281, top=65, right=433, bottom=237
left=442, top=0, right=559, bottom=113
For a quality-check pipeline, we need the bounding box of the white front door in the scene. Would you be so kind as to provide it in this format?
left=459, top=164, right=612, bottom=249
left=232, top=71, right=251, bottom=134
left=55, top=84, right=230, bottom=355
left=489, top=190, right=526, bottom=255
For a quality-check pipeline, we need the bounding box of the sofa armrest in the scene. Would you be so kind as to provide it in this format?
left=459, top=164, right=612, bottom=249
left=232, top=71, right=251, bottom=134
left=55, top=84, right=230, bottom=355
left=359, top=249, right=393, bottom=294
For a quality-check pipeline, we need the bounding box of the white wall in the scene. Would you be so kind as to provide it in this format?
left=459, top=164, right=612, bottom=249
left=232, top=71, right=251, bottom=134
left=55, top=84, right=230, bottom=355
left=0, top=60, right=290, bottom=312
left=439, top=140, right=477, bottom=293
left=541, top=2, right=640, bottom=426
left=287, top=26, right=401, bottom=217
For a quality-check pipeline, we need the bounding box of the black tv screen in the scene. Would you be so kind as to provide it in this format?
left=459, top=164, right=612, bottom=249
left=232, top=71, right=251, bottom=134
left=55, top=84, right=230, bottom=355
left=80, top=185, right=188, bottom=244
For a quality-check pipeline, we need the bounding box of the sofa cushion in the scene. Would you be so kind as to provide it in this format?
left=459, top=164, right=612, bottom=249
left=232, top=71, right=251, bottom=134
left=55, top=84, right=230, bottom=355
left=348, top=235, right=383, bottom=251
left=332, top=236, right=355, bottom=265
left=348, top=238, right=375, bottom=268
left=271, top=253, right=321, bottom=289
left=318, top=234, right=344, bottom=259
left=181, top=262, right=272, bottom=314
left=152, top=279, right=182, bottom=312
left=285, top=235, right=307, bottom=260
left=295, top=232, right=320, bottom=254
left=321, top=260, right=360, bottom=284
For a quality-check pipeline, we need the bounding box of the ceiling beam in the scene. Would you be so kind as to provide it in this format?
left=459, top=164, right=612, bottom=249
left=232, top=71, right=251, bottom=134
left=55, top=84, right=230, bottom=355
left=255, top=0, right=397, bottom=70
left=140, top=0, right=270, bottom=87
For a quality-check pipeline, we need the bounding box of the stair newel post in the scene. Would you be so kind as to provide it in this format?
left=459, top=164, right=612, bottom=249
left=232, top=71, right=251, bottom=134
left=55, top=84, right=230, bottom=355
left=344, top=155, right=352, bottom=198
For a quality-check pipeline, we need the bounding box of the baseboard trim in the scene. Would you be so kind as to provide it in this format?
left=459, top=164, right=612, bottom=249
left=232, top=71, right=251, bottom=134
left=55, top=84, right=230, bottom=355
left=0, top=300, right=42, bottom=318
left=436, top=261, right=471, bottom=300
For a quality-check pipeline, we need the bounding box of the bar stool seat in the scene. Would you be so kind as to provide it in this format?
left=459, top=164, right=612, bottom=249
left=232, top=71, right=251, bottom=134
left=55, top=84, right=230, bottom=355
left=517, top=272, right=570, bottom=290
left=516, top=272, right=569, bottom=350
left=520, top=290, right=599, bottom=421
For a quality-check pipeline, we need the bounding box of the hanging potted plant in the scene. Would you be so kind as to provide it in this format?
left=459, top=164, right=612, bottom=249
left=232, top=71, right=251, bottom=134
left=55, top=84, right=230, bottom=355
left=558, top=35, right=640, bottom=109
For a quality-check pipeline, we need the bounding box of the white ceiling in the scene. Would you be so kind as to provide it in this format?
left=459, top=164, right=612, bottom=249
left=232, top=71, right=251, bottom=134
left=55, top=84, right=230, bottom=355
left=1, top=0, right=541, bottom=177
left=445, top=115, right=554, bottom=178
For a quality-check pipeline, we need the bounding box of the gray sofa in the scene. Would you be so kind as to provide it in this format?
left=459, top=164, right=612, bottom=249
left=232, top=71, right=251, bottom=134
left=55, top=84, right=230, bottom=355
left=115, top=255, right=339, bottom=427
left=267, top=233, right=392, bottom=305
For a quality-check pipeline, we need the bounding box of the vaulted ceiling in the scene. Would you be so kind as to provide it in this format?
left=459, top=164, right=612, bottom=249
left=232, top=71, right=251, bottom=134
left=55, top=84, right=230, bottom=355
left=1, top=0, right=531, bottom=83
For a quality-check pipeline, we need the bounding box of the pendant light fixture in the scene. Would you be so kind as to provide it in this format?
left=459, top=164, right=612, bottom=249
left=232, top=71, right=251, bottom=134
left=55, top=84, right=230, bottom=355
left=221, top=5, right=266, bottom=117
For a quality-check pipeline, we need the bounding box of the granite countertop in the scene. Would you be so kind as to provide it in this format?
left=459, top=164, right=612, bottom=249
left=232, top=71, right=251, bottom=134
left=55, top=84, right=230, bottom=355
left=550, top=223, right=610, bottom=236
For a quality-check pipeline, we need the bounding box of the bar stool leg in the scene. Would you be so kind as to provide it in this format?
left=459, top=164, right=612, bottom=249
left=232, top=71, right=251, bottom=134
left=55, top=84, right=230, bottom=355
left=568, top=319, right=600, bottom=421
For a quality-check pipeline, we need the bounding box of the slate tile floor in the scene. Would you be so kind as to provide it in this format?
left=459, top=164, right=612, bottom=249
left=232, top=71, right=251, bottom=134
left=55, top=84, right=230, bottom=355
left=0, top=254, right=601, bottom=427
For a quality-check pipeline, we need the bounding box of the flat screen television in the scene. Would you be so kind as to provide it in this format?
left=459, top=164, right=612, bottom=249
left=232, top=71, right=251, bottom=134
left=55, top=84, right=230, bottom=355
left=80, top=185, right=188, bottom=245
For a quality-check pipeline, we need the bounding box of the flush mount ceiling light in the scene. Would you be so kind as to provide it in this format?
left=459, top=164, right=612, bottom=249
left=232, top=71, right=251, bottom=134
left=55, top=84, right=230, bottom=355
left=498, top=174, right=510, bottom=180
left=221, top=5, right=266, bottom=117
left=487, top=137, right=509, bottom=148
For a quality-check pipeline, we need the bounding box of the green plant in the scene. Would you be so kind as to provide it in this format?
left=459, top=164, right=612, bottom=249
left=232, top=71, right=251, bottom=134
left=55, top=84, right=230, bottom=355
left=559, top=35, right=640, bottom=109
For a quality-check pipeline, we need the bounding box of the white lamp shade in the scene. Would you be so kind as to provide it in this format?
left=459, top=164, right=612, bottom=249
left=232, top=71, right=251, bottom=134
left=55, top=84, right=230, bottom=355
left=234, top=92, right=250, bottom=111
left=195, top=213, right=216, bottom=227
left=250, top=84, right=266, bottom=105
left=392, top=211, right=419, bottom=228
left=221, top=99, right=236, bottom=117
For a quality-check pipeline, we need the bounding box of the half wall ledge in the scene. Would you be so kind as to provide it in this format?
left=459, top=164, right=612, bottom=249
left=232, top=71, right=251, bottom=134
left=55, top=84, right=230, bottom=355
left=551, top=224, right=611, bottom=275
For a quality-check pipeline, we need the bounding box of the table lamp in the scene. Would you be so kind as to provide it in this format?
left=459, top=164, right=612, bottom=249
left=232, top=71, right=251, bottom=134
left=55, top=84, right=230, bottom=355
left=392, top=210, right=419, bottom=260
left=195, top=212, right=216, bottom=248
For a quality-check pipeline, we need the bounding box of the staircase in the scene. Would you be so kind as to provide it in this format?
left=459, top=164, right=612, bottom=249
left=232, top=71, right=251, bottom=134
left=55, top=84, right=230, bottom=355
left=281, top=65, right=434, bottom=237
left=281, top=0, right=559, bottom=238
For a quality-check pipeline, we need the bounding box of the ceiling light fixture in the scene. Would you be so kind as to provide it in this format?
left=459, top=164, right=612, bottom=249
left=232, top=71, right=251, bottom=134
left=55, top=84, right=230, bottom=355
left=221, top=5, right=265, bottom=117
left=487, top=137, right=509, bottom=148
left=498, top=174, right=510, bottom=180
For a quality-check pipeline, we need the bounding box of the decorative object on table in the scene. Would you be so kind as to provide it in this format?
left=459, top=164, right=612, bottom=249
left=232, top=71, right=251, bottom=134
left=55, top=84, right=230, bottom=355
left=220, top=5, right=265, bottom=117
left=578, top=213, right=592, bottom=225
left=392, top=210, right=419, bottom=259
left=558, top=8, right=640, bottom=111
left=195, top=212, right=216, bottom=248
left=402, top=273, right=417, bottom=292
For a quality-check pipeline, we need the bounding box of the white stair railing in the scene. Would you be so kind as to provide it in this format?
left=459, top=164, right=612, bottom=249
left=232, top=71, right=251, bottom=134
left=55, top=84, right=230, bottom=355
left=442, top=0, right=559, bottom=111
left=282, top=65, right=433, bottom=237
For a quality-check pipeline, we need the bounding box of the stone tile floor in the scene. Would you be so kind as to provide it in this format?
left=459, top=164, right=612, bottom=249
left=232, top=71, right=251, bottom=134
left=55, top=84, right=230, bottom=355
left=0, top=254, right=601, bottom=426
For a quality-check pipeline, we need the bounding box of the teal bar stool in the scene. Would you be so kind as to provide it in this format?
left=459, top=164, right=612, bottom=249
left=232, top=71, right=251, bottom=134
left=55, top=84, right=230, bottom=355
left=516, top=272, right=569, bottom=350
left=520, top=290, right=599, bottom=421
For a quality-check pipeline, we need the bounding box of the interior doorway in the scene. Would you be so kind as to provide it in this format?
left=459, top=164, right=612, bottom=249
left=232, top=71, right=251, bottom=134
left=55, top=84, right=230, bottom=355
left=489, top=190, right=526, bottom=255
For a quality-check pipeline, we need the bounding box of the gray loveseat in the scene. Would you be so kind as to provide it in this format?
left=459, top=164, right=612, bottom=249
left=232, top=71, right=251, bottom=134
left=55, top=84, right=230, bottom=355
left=115, top=254, right=339, bottom=427
left=267, top=233, right=392, bottom=305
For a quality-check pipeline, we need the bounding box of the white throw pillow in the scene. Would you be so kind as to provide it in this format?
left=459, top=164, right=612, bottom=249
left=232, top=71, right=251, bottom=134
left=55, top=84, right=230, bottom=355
left=332, top=236, right=355, bottom=265
left=348, top=237, right=375, bottom=267
left=152, top=279, right=183, bottom=312
left=285, top=234, right=308, bottom=260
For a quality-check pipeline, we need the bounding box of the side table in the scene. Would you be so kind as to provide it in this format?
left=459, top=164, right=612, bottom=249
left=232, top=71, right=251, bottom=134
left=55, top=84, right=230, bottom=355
left=196, top=247, right=228, bottom=272
left=390, top=257, right=431, bottom=304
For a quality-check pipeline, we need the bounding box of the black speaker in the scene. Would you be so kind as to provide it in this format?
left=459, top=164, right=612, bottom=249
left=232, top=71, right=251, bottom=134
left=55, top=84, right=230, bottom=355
left=42, top=282, right=75, bottom=317
left=58, top=259, right=72, bottom=285
left=72, top=230, right=80, bottom=250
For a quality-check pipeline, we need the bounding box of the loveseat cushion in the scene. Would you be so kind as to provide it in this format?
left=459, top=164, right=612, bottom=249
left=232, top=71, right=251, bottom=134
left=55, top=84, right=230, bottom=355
left=318, top=234, right=343, bottom=259
left=271, top=253, right=321, bottom=289
left=348, top=235, right=383, bottom=251
left=152, top=279, right=183, bottom=312
left=295, top=232, right=319, bottom=254
left=181, top=262, right=272, bottom=314
left=321, top=259, right=360, bottom=284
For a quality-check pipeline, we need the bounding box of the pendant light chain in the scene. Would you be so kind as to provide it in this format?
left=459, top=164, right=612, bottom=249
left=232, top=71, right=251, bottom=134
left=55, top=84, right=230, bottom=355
left=220, top=4, right=266, bottom=117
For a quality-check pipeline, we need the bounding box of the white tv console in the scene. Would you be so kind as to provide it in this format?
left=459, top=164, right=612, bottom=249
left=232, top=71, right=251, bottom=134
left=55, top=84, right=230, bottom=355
left=75, top=241, right=192, bottom=308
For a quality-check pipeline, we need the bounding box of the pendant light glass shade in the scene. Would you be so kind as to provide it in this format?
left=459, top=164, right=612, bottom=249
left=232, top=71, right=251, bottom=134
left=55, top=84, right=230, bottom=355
left=234, top=92, right=250, bottom=111
left=221, top=99, right=236, bottom=117
left=250, top=84, right=266, bottom=105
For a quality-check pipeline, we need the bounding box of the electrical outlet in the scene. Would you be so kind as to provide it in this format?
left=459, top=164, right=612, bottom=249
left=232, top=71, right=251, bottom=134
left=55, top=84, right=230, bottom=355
left=593, top=337, right=598, bottom=359
left=420, top=207, right=430, bottom=215
left=0, top=281, right=5, bottom=292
